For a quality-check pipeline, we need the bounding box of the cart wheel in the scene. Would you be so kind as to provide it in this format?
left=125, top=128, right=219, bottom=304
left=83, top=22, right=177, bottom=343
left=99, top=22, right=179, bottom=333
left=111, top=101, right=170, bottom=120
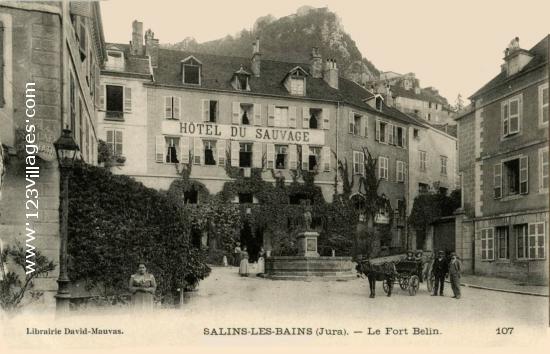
left=399, top=277, right=408, bottom=290
left=408, top=275, right=420, bottom=296
left=383, top=280, right=390, bottom=294
left=427, top=273, right=435, bottom=293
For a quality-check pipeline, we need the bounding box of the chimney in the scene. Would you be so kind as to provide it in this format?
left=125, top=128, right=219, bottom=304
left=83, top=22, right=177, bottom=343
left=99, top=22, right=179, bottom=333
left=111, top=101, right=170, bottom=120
left=310, top=47, right=323, bottom=79
left=130, top=20, right=144, bottom=55
left=323, top=59, right=339, bottom=90
left=251, top=38, right=261, bottom=77
left=502, top=37, right=533, bottom=77
left=145, top=29, right=159, bottom=68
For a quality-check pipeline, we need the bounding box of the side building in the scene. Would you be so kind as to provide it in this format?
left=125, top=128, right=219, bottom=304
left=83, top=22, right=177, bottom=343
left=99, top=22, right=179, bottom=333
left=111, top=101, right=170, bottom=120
left=0, top=1, right=105, bottom=307
left=98, top=22, right=424, bottom=256
left=456, top=36, right=549, bottom=283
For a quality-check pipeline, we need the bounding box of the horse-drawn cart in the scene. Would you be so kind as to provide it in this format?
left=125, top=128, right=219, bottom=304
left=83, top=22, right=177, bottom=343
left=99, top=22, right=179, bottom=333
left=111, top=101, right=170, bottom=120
left=382, top=259, right=425, bottom=296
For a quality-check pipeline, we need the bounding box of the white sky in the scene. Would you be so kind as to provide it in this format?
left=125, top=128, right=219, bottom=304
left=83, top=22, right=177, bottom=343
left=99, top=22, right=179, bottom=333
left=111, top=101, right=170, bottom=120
left=100, top=0, right=550, bottom=104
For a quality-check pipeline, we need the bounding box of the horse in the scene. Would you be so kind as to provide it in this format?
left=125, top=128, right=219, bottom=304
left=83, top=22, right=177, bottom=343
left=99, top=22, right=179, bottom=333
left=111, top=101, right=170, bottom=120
left=355, top=259, right=397, bottom=298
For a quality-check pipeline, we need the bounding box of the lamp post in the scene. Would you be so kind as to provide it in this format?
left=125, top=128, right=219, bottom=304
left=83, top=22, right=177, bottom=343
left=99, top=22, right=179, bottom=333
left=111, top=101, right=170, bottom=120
left=53, top=128, right=79, bottom=313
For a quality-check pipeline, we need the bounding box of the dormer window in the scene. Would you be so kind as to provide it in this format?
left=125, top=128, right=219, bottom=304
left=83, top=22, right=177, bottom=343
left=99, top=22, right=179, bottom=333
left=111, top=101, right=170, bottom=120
left=105, top=49, right=124, bottom=71
left=290, top=77, right=305, bottom=95
left=375, top=96, right=383, bottom=111
left=232, top=66, right=251, bottom=91
left=182, top=56, right=201, bottom=85
left=284, top=66, right=308, bottom=96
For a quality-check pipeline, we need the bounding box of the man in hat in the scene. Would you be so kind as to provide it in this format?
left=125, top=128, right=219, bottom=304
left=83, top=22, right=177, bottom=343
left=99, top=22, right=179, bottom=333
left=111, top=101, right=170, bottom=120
left=449, top=252, right=462, bottom=299
left=404, top=250, right=415, bottom=261
left=431, top=250, right=448, bottom=296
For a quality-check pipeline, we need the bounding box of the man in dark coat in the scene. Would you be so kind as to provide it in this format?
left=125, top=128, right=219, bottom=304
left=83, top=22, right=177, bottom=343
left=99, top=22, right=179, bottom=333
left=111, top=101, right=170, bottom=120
left=431, top=250, right=448, bottom=296
left=449, top=252, right=462, bottom=299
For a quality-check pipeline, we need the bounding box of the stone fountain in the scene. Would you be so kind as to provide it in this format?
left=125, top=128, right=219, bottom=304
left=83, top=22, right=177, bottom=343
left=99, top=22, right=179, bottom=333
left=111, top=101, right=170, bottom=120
left=263, top=207, right=355, bottom=280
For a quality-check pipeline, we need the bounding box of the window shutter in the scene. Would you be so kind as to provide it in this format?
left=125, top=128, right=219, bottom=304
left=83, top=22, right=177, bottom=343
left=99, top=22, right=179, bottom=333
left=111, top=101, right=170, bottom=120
left=322, top=146, right=331, bottom=172
left=165, top=97, right=172, bottom=119
left=362, top=116, right=367, bottom=137
left=180, top=136, right=190, bottom=164
left=232, top=102, right=240, bottom=124
left=289, top=106, right=297, bottom=128
left=494, top=163, right=502, bottom=198
left=123, top=87, right=132, bottom=112
left=253, top=142, right=262, bottom=168
left=375, top=119, right=380, bottom=141
left=266, top=143, right=275, bottom=169
left=202, top=99, right=209, bottom=121
left=289, top=145, right=297, bottom=170
left=155, top=136, right=165, bottom=162
left=302, top=106, right=310, bottom=128
left=301, top=145, right=309, bottom=171
left=488, top=229, right=494, bottom=260
left=0, top=22, right=4, bottom=107
left=396, top=160, right=400, bottom=182
left=348, top=111, right=354, bottom=134
left=378, top=157, right=383, bottom=179
left=402, top=128, right=407, bottom=148
left=360, top=153, right=365, bottom=175
left=501, top=102, right=509, bottom=136
left=193, top=138, right=202, bottom=165
left=253, top=103, right=262, bottom=126
left=388, top=124, right=394, bottom=144
left=173, top=97, right=180, bottom=119
left=231, top=140, right=240, bottom=167
left=520, top=155, right=528, bottom=194
left=268, top=104, right=275, bottom=127
left=99, top=84, right=105, bottom=110
left=322, top=108, right=330, bottom=130
left=217, top=139, right=226, bottom=166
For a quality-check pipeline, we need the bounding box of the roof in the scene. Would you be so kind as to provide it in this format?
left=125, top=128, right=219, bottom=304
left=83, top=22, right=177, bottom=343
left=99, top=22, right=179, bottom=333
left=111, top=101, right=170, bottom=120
left=390, top=84, right=449, bottom=107
left=470, top=35, right=549, bottom=99
left=103, top=44, right=421, bottom=126
left=104, top=43, right=151, bottom=77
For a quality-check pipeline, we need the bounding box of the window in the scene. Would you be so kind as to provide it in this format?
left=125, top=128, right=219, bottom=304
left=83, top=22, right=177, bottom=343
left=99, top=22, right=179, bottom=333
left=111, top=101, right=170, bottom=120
left=395, top=126, right=405, bottom=147
left=515, top=224, right=528, bottom=259
left=309, top=109, right=320, bottom=129
left=165, top=96, right=180, bottom=119
left=396, top=160, right=405, bottom=182
left=165, top=137, right=180, bottom=163
left=182, top=57, right=201, bottom=85
left=496, top=226, right=509, bottom=259
left=106, top=130, right=123, bottom=157
left=274, top=107, right=288, bottom=127
left=377, top=121, right=387, bottom=142
left=106, top=50, right=124, bottom=71
left=413, top=129, right=419, bottom=139
left=540, top=148, right=548, bottom=192
left=540, top=83, right=549, bottom=125
left=428, top=102, right=432, bottom=109
left=375, top=96, right=383, bottom=111
left=106, top=84, right=123, bottom=118
left=427, top=113, right=431, bottom=121
left=290, top=78, right=305, bottom=96
left=309, top=146, right=321, bottom=171
left=378, top=157, right=388, bottom=179
left=480, top=228, right=495, bottom=261
left=275, top=145, right=287, bottom=169
left=419, top=150, right=427, bottom=171
left=418, top=183, right=429, bottom=194
left=502, top=95, right=521, bottom=136
left=204, top=140, right=216, bottom=165
left=496, top=156, right=528, bottom=198
left=528, top=222, right=546, bottom=259
left=353, top=114, right=361, bottom=135
left=440, top=156, right=448, bottom=176
left=238, top=193, right=253, bottom=204
left=236, top=75, right=249, bottom=91
left=209, top=101, right=218, bottom=122
left=184, top=190, right=198, bottom=204
left=353, top=151, right=364, bottom=175
left=241, top=104, right=252, bottom=125
left=239, top=143, right=253, bottom=168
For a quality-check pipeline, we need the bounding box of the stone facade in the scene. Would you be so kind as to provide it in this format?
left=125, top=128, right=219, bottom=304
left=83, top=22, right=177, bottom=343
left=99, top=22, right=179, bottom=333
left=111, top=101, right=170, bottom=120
left=456, top=36, right=549, bottom=283
left=0, top=2, right=105, bottom=308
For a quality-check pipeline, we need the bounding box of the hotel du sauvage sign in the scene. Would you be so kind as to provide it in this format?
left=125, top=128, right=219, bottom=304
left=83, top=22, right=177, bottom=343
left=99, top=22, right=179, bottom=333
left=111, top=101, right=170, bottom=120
left=162, top=120, right=325, bottom=146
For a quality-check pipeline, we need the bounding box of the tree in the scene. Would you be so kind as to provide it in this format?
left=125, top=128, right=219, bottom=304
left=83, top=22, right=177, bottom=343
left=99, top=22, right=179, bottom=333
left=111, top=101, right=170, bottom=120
left=0, top=243, right=55, bottom=312
left=454, top=94, right=465, bottom=112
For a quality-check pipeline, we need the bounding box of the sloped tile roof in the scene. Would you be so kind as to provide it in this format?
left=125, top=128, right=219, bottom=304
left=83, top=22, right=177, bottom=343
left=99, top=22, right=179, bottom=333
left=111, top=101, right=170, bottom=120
left=390, top=84, right=449, bottom=107
left=470, top=35, right=549, bottom=99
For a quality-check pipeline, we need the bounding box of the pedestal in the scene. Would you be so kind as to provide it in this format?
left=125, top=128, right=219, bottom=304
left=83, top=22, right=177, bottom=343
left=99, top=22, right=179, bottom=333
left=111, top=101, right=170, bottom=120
left=296, top=231, right=319, bottom=257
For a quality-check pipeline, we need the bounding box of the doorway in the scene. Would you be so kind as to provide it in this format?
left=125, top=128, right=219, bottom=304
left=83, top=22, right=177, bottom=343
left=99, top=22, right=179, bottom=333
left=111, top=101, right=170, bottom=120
left=240, top=221, right=264, bottom=262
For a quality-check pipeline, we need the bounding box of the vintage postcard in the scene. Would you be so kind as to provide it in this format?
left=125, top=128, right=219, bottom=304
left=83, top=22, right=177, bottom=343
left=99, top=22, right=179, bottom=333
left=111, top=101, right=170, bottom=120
left=0, top=0, right=548, bottom=353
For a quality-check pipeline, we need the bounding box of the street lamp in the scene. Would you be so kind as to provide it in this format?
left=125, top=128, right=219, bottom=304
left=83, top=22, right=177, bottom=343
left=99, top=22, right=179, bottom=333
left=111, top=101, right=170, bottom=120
left=53, top=128, right=79, bottom=313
